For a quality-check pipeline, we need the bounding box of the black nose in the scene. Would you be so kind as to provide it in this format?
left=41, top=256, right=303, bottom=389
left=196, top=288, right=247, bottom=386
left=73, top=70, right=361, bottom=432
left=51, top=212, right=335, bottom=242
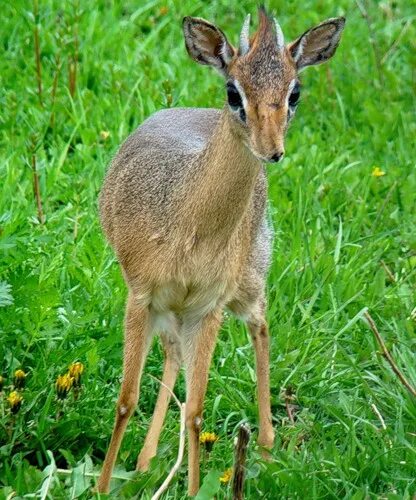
left=270, top=152, right=284, bottom=163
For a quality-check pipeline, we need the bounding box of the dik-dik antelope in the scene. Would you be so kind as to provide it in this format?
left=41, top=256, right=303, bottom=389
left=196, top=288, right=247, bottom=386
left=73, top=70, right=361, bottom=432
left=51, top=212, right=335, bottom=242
left=97, top=8, right=345, bottom=495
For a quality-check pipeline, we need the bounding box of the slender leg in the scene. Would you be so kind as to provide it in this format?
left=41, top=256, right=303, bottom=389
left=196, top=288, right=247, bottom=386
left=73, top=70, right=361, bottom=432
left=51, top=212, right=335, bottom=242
left=184, top=310, right=222, bottom=496
left=136, top=333, right=181, bottom=471
left=248, top=318, right=275, bottom=454
left=97, top=294, right=150, bottom=493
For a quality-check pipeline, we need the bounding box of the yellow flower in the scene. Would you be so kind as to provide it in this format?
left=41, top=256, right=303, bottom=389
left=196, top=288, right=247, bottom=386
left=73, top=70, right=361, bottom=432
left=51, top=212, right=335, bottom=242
left=220, top=467, right=233, bottom=484
left=200, top=432, right=218, bottom=443
left=372, top=166, right=385, bottom=177
left=7, top=391, right=23, bottom=414
left=14, top=369, right=26, bottom=389
left=68, top=362, right=84, bottom=387
left=100, top=130, right=110, bottom=140
left=159, top=6, right=169, bottom=15
left=56, top=373, right=74, bottom=400
left=200, top=432, right=219, bottom=452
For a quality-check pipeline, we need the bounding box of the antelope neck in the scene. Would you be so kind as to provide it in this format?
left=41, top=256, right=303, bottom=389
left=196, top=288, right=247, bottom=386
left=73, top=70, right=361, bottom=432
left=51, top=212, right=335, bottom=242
left=184, top=108, right=261, bottom=240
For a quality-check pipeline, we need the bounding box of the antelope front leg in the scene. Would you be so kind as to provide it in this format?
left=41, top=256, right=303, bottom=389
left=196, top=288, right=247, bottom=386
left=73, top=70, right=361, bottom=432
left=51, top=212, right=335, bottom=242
left=136, top=334, right=181, bottom=471
left=184, top=310, right=221, bottom=496
left=248, top=319, right=275, bottom=455
left=97, top=295, right=150, bottom=493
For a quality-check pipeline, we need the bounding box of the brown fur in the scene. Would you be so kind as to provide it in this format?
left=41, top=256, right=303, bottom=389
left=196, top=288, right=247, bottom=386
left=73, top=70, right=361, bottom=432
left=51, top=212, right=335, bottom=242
left=97, top=8, right=345, bottom=495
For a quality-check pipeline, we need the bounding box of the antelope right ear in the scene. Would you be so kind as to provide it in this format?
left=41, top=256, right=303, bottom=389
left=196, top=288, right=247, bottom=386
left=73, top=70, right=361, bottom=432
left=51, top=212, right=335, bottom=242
left=288, top=17, right=345, bottom=70
left=183, top=17, right=235, bottom=75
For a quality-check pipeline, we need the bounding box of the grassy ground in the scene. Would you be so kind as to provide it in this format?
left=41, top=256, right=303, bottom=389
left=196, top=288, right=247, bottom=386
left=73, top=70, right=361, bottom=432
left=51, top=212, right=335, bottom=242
left=1, top=0, right=416, bottom=498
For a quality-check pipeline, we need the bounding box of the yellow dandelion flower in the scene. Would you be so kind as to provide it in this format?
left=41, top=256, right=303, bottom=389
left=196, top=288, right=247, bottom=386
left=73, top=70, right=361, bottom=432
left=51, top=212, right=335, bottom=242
left=200, top=432, right=218, bottom=443
left=100, top=130, right=110, bottom=140
left=13, top=369, right=26, bottom=389
left=372, top=166, right=385, bottom=177
left=0, top=375, right=4, bottom=392
left=220, top=467, right=233, bottom=484
left=68, top=362, right=84, bottom=387
left=56, top=373, right=74, bottom=400
left=7, top=391, right=23, bottom=414
left=200, top=432, right=219, bottom=452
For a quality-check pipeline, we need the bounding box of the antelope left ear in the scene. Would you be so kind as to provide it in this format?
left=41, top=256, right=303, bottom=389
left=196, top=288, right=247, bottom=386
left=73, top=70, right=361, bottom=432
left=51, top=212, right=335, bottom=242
left=183, top=17, right=235, bottom=75
left=288, top=17, right=345, bottom=70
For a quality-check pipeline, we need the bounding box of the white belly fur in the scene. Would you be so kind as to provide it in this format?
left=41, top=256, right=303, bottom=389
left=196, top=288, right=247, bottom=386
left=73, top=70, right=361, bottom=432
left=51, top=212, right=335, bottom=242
left=150, top=279, right=228, bottom=324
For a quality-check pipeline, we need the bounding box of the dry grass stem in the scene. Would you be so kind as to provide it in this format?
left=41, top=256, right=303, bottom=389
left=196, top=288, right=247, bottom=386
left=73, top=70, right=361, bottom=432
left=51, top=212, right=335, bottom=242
left=363, top=311, right=416, bottom=398
left=149, top=375, right=186, bottom=500
left=50, top=55, right=62, bottom=128
left=33, top=0, right=43, bottom=107
left=283, top=387, right=296, bottom=425
left=380, top=260, right=396, bottom=283
left=31, top=154, right=45, bottom=224
left=381, top=19, right=412, bottom=65
left=370, top=403, right=386, bottom=430
left=232, top=423, right=250, bottom=500
left=69, top=1, right=79, bottom=97
left=285, top=400, right=295, bottom=425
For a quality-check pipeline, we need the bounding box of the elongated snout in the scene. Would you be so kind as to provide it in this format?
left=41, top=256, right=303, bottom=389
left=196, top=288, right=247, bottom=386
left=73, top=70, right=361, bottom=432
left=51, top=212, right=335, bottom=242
left=248, top=103, right=287, bottom=164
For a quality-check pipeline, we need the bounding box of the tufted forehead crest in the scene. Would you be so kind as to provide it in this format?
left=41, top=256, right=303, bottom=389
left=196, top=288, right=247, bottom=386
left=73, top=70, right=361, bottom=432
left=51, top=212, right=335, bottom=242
left=239, top=7, right=285, bottom=56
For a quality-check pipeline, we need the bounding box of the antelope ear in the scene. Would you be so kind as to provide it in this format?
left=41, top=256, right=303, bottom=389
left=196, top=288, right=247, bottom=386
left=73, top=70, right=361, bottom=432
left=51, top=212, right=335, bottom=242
left=288, top=17, right=345, bottom=70
left=183, top=17, right=235, bottom=75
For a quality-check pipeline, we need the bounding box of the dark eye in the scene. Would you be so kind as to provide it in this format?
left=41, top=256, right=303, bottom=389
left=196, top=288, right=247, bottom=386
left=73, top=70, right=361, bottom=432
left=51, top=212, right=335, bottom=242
left=226, top=82, right=246, bottom=122
left=226, top=82, right=242, bottom=108
left=289, top=81, right=300, bottom=107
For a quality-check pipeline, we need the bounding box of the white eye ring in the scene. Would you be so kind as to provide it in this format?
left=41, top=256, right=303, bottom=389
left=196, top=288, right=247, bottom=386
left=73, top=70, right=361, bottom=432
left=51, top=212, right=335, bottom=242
left=232, top=79, right=248, bottom=110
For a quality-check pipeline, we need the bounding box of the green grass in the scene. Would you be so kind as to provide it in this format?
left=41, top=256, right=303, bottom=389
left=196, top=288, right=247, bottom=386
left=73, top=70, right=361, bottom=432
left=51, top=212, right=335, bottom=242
left=1, top=0, right=416, bottom=498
